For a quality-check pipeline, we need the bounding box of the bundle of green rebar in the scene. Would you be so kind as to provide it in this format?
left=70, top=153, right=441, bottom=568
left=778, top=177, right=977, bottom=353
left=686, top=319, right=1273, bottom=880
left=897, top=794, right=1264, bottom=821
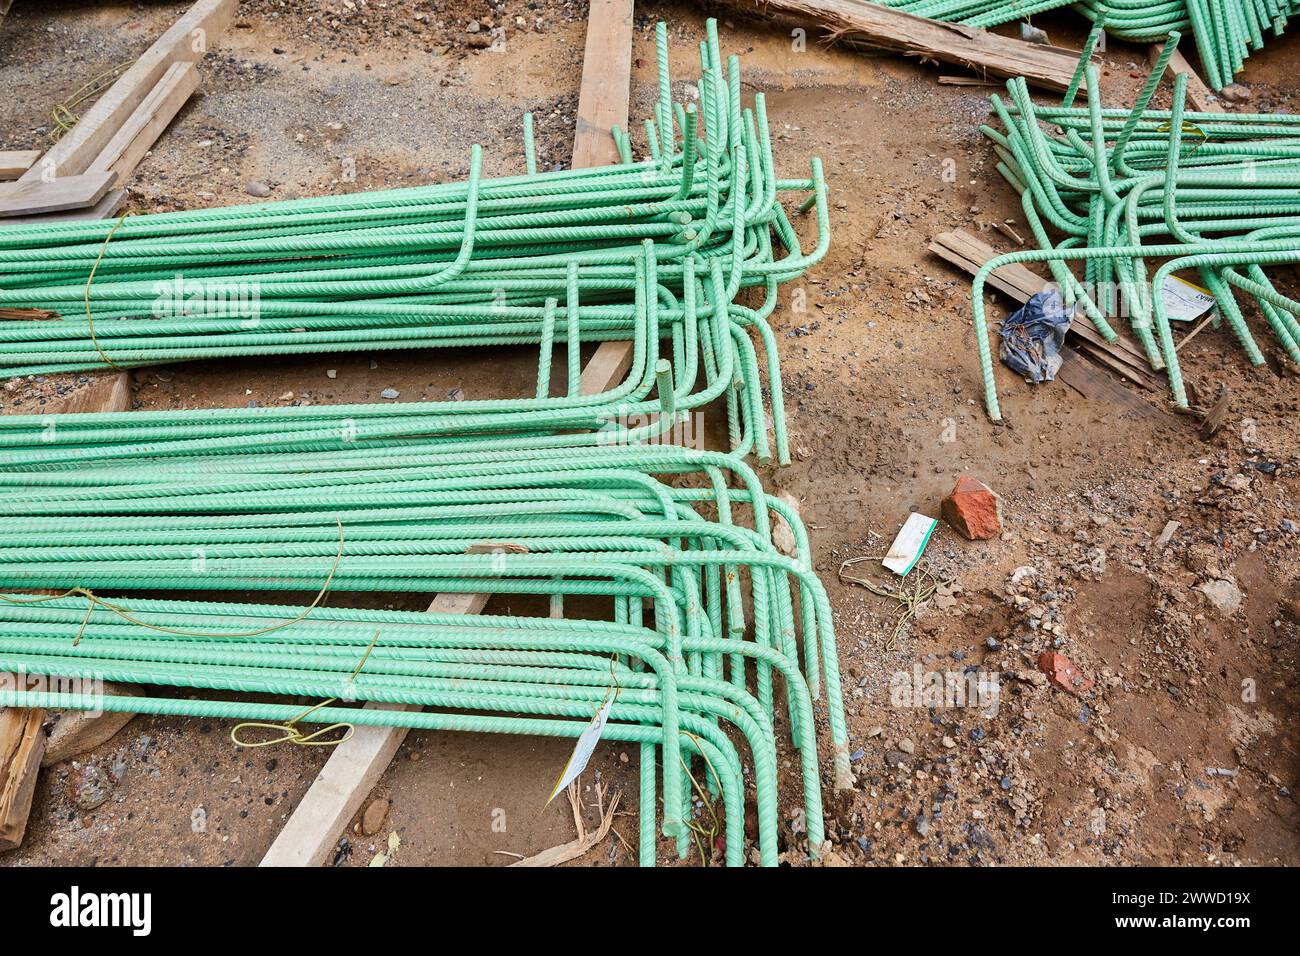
left=0, top=22, right=826, bottom=470
left=0, top=20, right=849, bottom=867
left=969, top=31, right=1300, bottom=420
left=0, top=440, right=850, bottom=866
left=874, top=0, right=1300, bottom=90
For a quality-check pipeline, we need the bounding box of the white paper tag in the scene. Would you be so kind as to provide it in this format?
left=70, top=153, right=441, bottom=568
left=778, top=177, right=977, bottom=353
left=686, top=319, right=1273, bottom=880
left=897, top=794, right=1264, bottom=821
left=883, top=512, right=938, bottom=576
left=1162, top=275, right=1217, bottom=322
left=547, top=696, right=614, bottom=804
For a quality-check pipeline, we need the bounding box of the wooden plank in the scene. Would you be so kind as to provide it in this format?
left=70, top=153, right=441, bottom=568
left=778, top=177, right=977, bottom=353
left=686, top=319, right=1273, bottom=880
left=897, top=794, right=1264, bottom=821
left=0, top=150, right=41, bottom=181
left=572, top=0, right=636, bottom=394
left=1056, top=348, right=1156, bottom=415
left=929, top=230, right=1165, bottom=408
left=571, top=0, right=635, bottom=170
left=0, top=189, right=126, bottom=228
left=0, top=171, right=116, bottom=217
left=715, top=0, right=1081, bottom=91
left=1150, top=45, right=1222, bottom=114
left=18, top=0, right=236, bottom=182
left=0, top=371, right=132, bottom=851
left=89, top=61, right=201, bottom=181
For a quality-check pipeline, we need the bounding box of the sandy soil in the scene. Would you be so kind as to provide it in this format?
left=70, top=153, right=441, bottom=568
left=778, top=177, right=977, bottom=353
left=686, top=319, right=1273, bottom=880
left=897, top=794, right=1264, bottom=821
left=0, top=0, right=1296, bottom=867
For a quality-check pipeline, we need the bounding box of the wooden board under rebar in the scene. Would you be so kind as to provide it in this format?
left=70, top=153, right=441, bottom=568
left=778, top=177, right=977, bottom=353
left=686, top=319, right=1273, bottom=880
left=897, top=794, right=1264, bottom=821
left=0, top=373, right=131, bottom=851
left=260, top=1, right=637, bottom=867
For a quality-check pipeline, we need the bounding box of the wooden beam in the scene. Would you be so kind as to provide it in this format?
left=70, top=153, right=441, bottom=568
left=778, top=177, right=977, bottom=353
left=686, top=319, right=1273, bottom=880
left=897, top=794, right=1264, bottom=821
left=714, top=0, right=1081, bottom=91
left=571, top=0, right=635, bottom=170
left=262, top=6, right=636, bottom=866
left=1149, top=45, right=1221, bottom=114
left=19, top=0, right=236, bottom=182
left=0, top=372, right=132, bottom=851
left=0, top=171, right=116, bottom=218
left=572, top=0, right=636, bottom=395
left=89, top=61, right=201, bottom=181
left=0, top=151, right=41, bottom=181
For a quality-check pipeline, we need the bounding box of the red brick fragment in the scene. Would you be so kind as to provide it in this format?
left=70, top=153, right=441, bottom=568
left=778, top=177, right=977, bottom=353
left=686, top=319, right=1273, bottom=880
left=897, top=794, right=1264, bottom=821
left=1037, top=651, right=1094, bottom=695
left=940, top=476, right=1003, bottom=540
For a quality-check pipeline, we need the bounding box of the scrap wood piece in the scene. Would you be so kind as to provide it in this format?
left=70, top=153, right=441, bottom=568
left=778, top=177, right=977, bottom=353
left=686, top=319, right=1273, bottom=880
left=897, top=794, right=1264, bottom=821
left=18, top=0, right=236, bottom=182
left=510, top=779, right=623, bottom=867
left=930, top=229, right=1159, bottom=387
left=1199, top=384, right=1232, bottom=438
left=0, top=150, right=41, bottom=181
left=0, top=371, right=132, bottom=852
left=88, top=60, right=201, bottom=181
left=0, top=170, right=116, bottom=218
left=715, top=0, right=1082, bottom=91
left=1149, top=45, right=1221, bottom=114
left=0, top=708, right=43, bottom=851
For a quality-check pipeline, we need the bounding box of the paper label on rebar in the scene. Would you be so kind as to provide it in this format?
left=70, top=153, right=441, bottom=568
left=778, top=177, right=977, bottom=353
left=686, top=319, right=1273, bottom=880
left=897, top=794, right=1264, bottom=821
left=1162, top=275, right=1216, bottom=322
left=547, top=696, right=614, bottom=804
left=883, top=512, right=938, bottom=576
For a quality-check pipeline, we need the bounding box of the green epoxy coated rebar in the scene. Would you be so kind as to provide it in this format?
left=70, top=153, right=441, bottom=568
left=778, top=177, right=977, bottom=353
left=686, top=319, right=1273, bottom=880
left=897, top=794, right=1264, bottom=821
left=971, top=38, right=1300, bottom=420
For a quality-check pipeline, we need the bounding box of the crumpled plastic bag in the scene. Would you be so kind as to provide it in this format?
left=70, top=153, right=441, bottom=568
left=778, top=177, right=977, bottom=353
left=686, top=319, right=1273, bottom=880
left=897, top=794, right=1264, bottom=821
left=998, top=288, right=1073, bottom=383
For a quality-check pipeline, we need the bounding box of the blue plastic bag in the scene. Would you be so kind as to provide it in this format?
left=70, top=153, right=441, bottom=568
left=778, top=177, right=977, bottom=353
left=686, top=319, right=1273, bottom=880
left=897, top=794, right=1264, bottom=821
left=998, top=289, right=1073, bottom=383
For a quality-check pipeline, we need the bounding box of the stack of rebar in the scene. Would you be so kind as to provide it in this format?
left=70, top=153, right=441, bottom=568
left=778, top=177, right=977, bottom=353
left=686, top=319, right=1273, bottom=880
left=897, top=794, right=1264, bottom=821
left=0, top=440, right=850, bottom=866
left=969, top=33, right=1300, bottom=420
left=0, top=21, right=847, bottom=867
left=0, top=22, right=827, bottom=465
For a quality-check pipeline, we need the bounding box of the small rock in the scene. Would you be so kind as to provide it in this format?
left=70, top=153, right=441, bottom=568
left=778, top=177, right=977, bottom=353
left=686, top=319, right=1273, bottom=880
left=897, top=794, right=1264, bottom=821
left=771, top=491, right=801, bottom=557
left=1087, top=806, right=1106, bottom=835
left=942, top=735, right=956, bottom=748
left=71, top=765, right=111, bottom=811
left=326, top=369, right=337, bottom=379
left=1220, top=84, right=1252, bottom=103
left=898, top=737, right=915, bottom=755
left=380, top=388, right=400, bottom=400
left=1196, top=578, right=1242, bottom=616
left=361, top=797, right=390, bottom=835
left=244, top=181, right=272, bottom=198
left=1020, top=23, right=1050, bottom=44
left=941, top=476, right=1003, bottom=540
left=884, top=750, right=909, bottom=768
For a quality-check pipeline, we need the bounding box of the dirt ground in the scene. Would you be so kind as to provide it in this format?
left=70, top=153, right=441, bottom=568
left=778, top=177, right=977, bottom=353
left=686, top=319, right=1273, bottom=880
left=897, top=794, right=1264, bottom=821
left=0, top=0, right=1296, bottom=867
